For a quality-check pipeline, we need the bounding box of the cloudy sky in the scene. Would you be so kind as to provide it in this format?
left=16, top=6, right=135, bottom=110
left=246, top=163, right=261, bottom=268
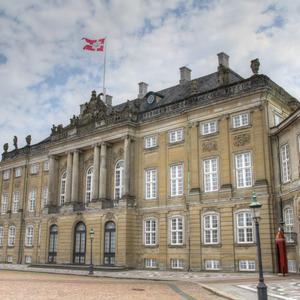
left=1, top=0, right=300, bottom=150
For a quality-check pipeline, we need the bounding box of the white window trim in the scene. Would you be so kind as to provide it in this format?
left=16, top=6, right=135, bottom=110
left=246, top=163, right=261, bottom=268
left=0, top=226, right=4, bottom=247
left=171, top=259, right=183, bottom=269
left=3, top=170, right=10, bottom=180
left=284, top=207, right=294, bottom=243
left=145, top=258, right=157, bottom=268
left=239, top=260, right=255, bottom=271
left=13, top=191, right=20, bottom=214
left=169, top=163, right=184, bottom=197
left=234, top=151, right=253, bottom=188
left=144, top=168, right=157, bottom=199
left=203, top=157, right=219, bottom=192
left=85, top=166, right=94, bottom=203
left=29, top=189, right=36, bottom=212
left=15, top=168, right=22, bottom=178
left=42, top=187, right=48, bottom=208
left=143, top=217, right=158, bottom=246
left=169, top=128, right=184, bottom=144
left=44, top=161, right=49, bottom=171
left=60, top=172, right=67, bottom=206
left=1, top=194, right=8, bottom=215
left=281, top=144, right=291, bottom=183
left=8, top=226, right=16, bottom=247
left=205, top=260, right=220, bottom=270
left=202, top=212, right=220, bottom=245
left=26, top=225, right=34, bottom=247
left=30, top=164, right=39, bottom=175
left=232, top=112, right=250, bottom=129
left=144, top=135, right=158, bottom=149
left=201, top=120, right=217, bottom=135
left=235, top=210, right=254, bottom=244
left=288, top=260, right=297, bottom=273
left=114, top=160, right=124, bottom=200
left=169, top=215, right=185, bottom=246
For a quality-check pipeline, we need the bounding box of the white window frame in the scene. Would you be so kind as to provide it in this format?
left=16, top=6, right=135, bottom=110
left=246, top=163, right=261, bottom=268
left=203, top=158, right=219, bottom=192
left=232, top=113, right=249, bottom=128
left=288, top=260, right=297, bottom=273
left=25, top=256, right=32, bottom=264
left=1, top=194, right=8, bottom=215
left=15, top=168, right=22, bottom=178
left=0, top=227, right=4, bottom=246
left=284, top=207, right=294, bottom=243
left=44, top=161, right=49, bottom=171
left=144, top=218, right=157, bottom=246
left=205, top=260, right=220, bottom=270
left=145, top=168, right=157, bottom=199
left=85, top=166, right=94, bottom=203
left=169, top=128, right=183, bottom=143
left=203, top=213, right=219, bottom=244
left=145, top=258, right=157, bottom=268
left=114, top=160, right=124, bottom=200
left=3, top=170, right=10, bottom=180
left=7, top=255, right=13, bottom=262
left=235, top=152, right=253, bottom=188
left=42, top=187, right=48, bottom=208
left=145, top=135, right=157, bottom=149
left=13, top=191, right=20, bottom=214
left=26, top=225, right=34, bottom=247
left=171, top=259, right=183, bottom=269
left=31, top=164, right=39, bottom=175
left=239, top=260, right=255, bottom=271
left=170, top=216, right=184, bottom=245
left=8, top=226, right=16, bottom=247
left=201, top=120, right=217, bottom=135
left=170, top=164, right=184, bottom=196
left=29, top=189, right=36, bottom=212
left=281, top=144, right=291, bottom=183
left=60, top=172, right=67, bottom=206
left=236, top=211, right=254, bottom=244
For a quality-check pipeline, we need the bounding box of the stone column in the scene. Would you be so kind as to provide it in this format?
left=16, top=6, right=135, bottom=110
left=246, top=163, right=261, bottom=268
left=47, top=155, right=58, bottom=206
left=65, top=151, right=73, bottom=204
left=71, top=150, right=79, bottom=203
left=123, top=135, right=133, bottom=197
left=99, top=142, right=108, bottom=199
left=92, top=144, right=100, bottom=201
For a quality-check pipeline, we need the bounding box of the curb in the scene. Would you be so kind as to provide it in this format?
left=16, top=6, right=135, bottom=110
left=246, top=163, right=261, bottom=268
left=198, top=283, right=238, bottom=300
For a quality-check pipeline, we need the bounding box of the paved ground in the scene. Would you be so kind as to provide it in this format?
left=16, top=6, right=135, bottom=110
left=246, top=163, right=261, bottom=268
left=0, top=264, right=300, bottom=299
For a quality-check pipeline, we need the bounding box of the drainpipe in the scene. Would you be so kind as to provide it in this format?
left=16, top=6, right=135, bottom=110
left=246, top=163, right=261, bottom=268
left=18, top=157, right=29, bottom=264
left=187, top=116, right=191, bottom=271
left=276, top=135, right=284, bottom=232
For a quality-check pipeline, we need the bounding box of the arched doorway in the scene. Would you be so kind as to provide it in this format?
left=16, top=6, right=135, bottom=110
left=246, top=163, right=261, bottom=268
left=48, top=225, right=58, bottom=263
left=104, top=221, right=116, bottom=265
left=73, top=222, right=86, bottom=264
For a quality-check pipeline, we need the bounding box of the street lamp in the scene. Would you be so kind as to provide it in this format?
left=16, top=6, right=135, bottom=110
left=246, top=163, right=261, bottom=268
left=249, top=192, right=268, bottom=300
left=89, top=228, right=94, bottom=275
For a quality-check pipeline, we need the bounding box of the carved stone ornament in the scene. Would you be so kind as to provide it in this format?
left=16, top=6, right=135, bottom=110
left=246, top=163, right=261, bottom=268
left=233, top=133, right=251, bottom=147
left=26, top=135, right=31, bottom=146
left=14, top=180, right=20, bottom=189
left=3, top=143, right=8, bottom=153
left=105, top=212, right=114, bottom=220
left=84, top=155, right=94, bottom=166
left=191, top=79, right=198, bottom=94
left=251, top=58, right=260, bottom=75
left=50, top=217, right=58, bottom=224
left=13, top=136, right=18, bottom=150
left=202, top=140, right=218, bottom=152
left=113, top=148, right=124, bottom=163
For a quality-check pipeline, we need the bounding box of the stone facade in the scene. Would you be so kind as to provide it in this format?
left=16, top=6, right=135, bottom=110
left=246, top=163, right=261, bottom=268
left=0, top=53, right=299, bottom=273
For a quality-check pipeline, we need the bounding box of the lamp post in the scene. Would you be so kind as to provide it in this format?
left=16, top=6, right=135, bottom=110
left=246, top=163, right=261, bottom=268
left=89, top=228, right=94, bottom=275
left=249, top=192, right=268, bottom=300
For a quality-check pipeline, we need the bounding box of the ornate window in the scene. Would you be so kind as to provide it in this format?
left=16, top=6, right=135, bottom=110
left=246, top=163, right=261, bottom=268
left=60, top=172, right=67, bottom=205
left=13, top=191, right=20, bottom=213
left=144, top=218, right=157, bottom=246
left=284, top=208, right=294, bottom=242
left=145, top=169, right=157, bottom=199
left=114, top=160, right=124, bottom=199
left=281, top=144, right=291, bottom=183
left=1, top=194, right=8, bottom=215
left=170, top=164, right=183, bottom=196
left=170, top=216, right=184, bottom=245
left=203, top=158, right=218, bottom=192
left=236, top=211, right=253, bottom=244
left=85, top=166, right=94, bottom=203
left=235, top=152, right=252, bottom=188
left=203, top=214, right=219, bottom=244
left=8, top=226, right=16, bottom=247
left=29, top=189, right=36, bottom=212
left=26, top=225, right=34, bottom=247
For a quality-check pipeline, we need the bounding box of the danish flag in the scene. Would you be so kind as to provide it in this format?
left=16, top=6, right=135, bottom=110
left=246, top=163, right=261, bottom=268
left=82, top=38, right=105, bottom=51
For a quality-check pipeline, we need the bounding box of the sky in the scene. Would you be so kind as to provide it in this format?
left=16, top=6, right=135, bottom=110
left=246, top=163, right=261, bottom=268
left=0, top=0, right=300, bottom=150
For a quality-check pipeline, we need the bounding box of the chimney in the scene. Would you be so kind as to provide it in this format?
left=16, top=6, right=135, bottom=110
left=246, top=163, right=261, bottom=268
left=105, top=94, right=113, bottom=106
left=217, top=52, right=229, bottom=68
left=138, top=82, right=148, bottom=99
left=179, top=66, right=191, bottom=85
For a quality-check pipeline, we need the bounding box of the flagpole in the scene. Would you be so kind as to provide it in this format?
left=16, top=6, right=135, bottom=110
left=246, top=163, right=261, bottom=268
left=103, top=36, right=107, bottom=104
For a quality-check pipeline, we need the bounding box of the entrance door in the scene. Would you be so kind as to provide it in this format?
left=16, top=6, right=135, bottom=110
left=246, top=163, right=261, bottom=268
left=73, top=222, right=86, bottom=264
left=48, top=225, right=58, bottom=263
left=104, top=221, right=116, bottom=265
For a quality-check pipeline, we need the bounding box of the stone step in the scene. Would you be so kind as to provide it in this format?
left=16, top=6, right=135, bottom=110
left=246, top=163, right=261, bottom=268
left=29, top=264, right=129, bottom=272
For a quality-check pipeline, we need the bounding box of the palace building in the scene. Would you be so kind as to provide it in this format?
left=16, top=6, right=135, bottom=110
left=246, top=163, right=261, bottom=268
left=0, top=53, right=299, bottom=273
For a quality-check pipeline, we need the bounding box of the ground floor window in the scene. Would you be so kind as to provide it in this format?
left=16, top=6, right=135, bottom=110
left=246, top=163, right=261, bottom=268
left=25, top=256, right=32, bottom=263
left=73, top=222, right=86, bottom=264
left=49, top=225, right=58, bottom=263
left=145, top=258, right=157, bottom=268
left=288, top=260, right=297, bottom=273
left=171, top=259, right=183, bottom=269
left=205, top=260, right=220, bottom=270
left=239, top=260, right=255, bottom=271
left=104, top=221, right=116, bottom=265
left=7, top=255, right=13, bottom=263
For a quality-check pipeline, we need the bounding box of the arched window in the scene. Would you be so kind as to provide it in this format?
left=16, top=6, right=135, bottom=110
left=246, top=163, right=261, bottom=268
left=85, top=166, right=94, bottom=203
left=104, top=221, right=116, bottom=265
left=114, top=160, right=124, bottom=199
left=60, top=172, right=67, bottom=206
left=73, top=222, right=86, bottom=264
left=49, top=225, right=58, bottom=263
left=26, top=225, right=34, bottom=247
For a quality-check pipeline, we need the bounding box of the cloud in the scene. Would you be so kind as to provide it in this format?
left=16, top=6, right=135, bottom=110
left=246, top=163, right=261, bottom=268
left=0, top=0, right=300, bottom=150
